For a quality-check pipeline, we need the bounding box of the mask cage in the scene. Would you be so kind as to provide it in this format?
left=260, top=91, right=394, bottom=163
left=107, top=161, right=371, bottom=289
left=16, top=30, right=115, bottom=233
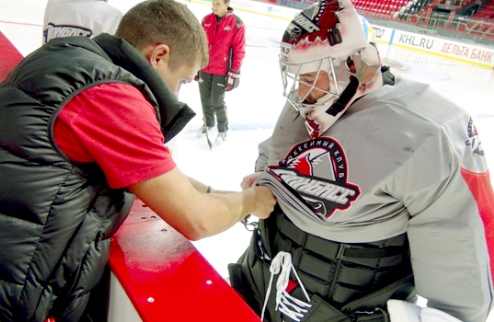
left=279, top=53, right=362, bottom=116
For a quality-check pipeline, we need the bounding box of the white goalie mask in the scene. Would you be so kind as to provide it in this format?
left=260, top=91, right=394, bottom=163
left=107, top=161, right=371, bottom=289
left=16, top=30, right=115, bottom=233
left=279, top=0, right=383, bottom=138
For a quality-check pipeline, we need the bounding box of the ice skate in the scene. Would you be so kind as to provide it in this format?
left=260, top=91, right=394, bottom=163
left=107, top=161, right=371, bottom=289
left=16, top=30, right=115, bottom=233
left=215, top=132, right=227, bottom=145
left=196, top=125, right=214, bottom=138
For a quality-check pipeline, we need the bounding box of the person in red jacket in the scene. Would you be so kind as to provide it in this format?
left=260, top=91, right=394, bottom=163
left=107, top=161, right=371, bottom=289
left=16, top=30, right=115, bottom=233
left=196, top=0, right=246, bottom=145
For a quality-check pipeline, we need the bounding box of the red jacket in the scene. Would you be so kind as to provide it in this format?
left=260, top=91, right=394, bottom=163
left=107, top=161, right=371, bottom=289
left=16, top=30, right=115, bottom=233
left=201, top=8, right=246, bottom=76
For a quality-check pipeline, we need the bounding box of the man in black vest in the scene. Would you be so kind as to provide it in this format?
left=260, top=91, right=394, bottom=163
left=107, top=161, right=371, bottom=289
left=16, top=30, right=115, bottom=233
left=0, top=0, right=275, bottom=321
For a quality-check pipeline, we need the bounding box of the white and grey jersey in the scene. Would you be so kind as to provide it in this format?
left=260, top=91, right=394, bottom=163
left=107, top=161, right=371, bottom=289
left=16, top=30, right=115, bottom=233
left=43, top=0, right=122, bottom=44
left=256, top=75, right=494, bottom=322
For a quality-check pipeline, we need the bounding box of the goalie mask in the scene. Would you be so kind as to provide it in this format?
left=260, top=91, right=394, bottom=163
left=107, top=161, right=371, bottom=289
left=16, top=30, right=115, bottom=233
left=280, top=0, right=383, bottom=139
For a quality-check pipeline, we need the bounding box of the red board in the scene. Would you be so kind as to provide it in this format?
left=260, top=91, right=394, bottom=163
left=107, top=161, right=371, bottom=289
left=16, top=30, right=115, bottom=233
left=109, top=199, right=260, bottom=321
left=0, top=31, right=23, bottom=81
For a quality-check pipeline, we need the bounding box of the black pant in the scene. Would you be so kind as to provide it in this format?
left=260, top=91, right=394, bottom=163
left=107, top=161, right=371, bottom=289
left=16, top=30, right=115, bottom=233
left=198, top=71, right=228, bottom=133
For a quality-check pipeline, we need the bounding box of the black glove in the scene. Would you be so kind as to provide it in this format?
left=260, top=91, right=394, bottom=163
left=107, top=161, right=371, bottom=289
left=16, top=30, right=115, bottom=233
left=226, top=69, right=240, bottom=91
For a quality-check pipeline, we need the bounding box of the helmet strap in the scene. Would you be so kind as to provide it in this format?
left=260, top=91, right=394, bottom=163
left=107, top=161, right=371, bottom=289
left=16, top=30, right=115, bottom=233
left=326, top=75, right=359, bottom=116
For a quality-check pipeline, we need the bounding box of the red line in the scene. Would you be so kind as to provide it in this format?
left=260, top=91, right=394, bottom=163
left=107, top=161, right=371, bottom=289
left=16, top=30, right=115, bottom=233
left=0, top=20, right=270, bottom=51
left=0, top=19, right=274, bottom=52
left=247, top=44, right=269, bottom=48
left=0, top=20, right=42, bottom=27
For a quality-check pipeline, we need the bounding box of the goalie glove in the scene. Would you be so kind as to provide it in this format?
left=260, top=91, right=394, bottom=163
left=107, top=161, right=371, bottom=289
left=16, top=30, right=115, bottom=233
left=226, top=69, right=240, bottom=91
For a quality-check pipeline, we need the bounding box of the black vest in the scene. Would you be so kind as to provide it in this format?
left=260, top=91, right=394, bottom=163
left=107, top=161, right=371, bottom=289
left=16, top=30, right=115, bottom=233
left=0, top=34, right=194, bottom=321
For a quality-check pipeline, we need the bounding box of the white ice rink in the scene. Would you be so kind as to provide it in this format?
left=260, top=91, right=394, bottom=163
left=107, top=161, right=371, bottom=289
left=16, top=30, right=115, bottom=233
left=1, top=0, right=494, bottom=320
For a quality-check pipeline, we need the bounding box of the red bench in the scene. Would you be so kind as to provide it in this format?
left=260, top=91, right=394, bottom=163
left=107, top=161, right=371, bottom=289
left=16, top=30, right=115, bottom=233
left=108, top=198, right=260, bottom=321
left=0, top=31, right=23, bottom=81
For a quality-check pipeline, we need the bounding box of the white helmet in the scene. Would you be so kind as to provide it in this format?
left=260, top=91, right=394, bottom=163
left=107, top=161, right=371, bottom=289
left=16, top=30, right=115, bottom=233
left=279, top=0, right=383, bottom=138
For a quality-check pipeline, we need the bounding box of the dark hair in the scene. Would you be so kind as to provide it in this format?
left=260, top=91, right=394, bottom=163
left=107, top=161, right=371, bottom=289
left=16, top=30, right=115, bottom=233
left=115, top=0, right=208, bottom=71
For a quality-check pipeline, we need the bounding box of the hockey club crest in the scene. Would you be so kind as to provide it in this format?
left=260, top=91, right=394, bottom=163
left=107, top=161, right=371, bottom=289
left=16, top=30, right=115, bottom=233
left=268, top=137, right=360, bottom=219
left=465, top=117, right=484, bottom=157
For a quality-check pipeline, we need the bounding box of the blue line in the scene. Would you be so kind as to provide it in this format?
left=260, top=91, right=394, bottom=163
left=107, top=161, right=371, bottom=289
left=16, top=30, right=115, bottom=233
left=185, top=123, right=275, bottom=134
left=389, top=29, right=395, bottom=45
left=476, top=114, right=494, bottom=119
left=184, top=113, right=494, bottom=135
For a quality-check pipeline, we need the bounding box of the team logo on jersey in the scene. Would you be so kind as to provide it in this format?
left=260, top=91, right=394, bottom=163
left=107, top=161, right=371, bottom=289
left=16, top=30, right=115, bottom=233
left=464, top=117, right=484, bottom=157
left=44, top=23, right=92, bottom=43
left=268, top=137, right=360, bottom=219
left=224, top=26, right=232, bottom=31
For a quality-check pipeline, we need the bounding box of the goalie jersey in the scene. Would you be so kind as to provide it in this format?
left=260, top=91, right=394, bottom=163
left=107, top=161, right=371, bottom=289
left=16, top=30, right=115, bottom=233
left=255, top=74, right=494, bottom=322
left=43, top=0, right=122, bottom=44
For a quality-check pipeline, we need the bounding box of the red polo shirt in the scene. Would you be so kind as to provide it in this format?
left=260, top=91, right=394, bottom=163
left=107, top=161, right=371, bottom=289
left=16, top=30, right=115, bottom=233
left=53, top=83, right=176, bottom=188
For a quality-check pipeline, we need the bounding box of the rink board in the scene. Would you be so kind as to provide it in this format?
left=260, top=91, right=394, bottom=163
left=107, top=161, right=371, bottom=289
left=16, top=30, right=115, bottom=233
left=108, top=198, right=260, bottom=322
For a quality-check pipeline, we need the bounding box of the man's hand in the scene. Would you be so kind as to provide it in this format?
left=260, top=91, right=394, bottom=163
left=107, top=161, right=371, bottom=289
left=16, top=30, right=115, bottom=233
left=226, top=69, right=240, bottom=91
left=241, top=172, right=261, bottom=190
left=249, top=186, right=276, bottom=220
left=130, top=169, right=275, bottom=240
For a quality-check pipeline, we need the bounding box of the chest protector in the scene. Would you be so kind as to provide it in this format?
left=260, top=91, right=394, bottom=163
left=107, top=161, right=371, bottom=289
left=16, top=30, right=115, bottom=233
left=229, top=206, right=415, bottom=322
